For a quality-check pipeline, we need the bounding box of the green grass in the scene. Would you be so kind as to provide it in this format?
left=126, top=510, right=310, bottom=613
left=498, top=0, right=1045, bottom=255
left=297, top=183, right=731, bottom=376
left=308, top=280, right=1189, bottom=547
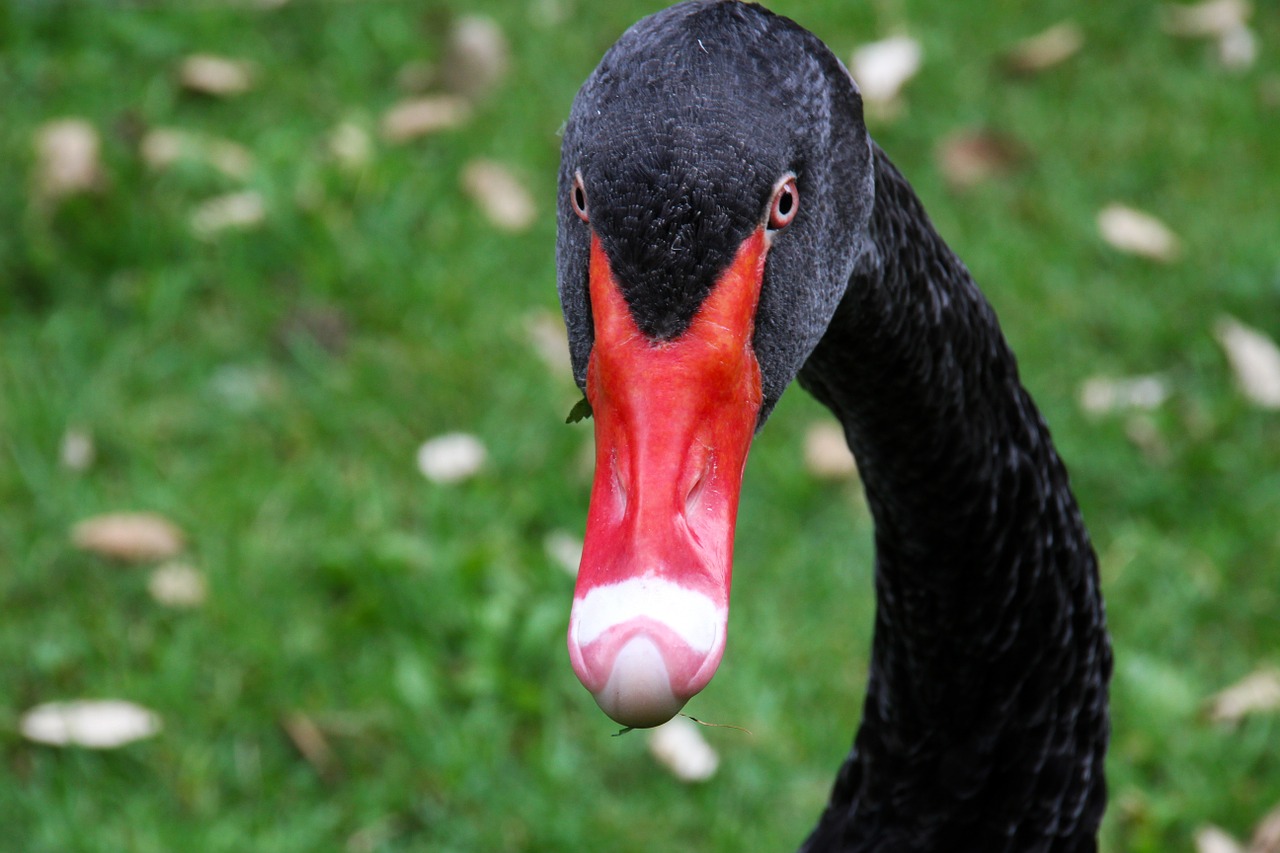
left=2, top=1, right=1278, bottom=850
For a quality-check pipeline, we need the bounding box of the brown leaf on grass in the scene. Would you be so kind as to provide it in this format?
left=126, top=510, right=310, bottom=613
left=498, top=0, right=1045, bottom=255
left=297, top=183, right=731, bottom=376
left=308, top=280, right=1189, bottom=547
left=140, top=128, right=254, bottom=180
left=20, top=700, right=162, bottom=748
left=72, top=512, right=186, bottom=562
left=380, top=96, right=471, bottom=142
left=148, top=562, right=208, bottom=608
left=1162, top=0, right=1251, bottom=38
left=34, top=118, right=105, bottom=202
left=850, top=35, right=922, bottom=108
left=1214, top=316, right=1280, bottom=410
left=327, top=122, right=373, bottom=170
left=1198, top=826, right=1247, bottom=853
left=190, top=190, right=266, bottom=237
left=461, top=160, right=536, bottom=232
left=1097, top=203, right=1181, bottom=262
left=935, top=129, right=1026, bottom=190
left=281, top=713, right=336, bottom=779
left=60, top=427, right=95, bottom=472
left=1003, top=22, right=1084, bottom=75
left=1252, top=803, right=1280, bottom=853
left=441, top=15, right=510, bottom=101
left=1205, top=669, right=1280, bottom=725
left=804, top=422, right=858, bottom=480
left=180, top=54, right=255, bottom=97
left=648, top=716, right=719, bottom=783
left=1078, top=374, right=1170, bottom=415
left=276, top=305, right=351, bottom=357
left=416, top=433, right=486, bottom=484
left=524, top=309, right=572, bottom=375
left=544, top=530, right=583, bottom=577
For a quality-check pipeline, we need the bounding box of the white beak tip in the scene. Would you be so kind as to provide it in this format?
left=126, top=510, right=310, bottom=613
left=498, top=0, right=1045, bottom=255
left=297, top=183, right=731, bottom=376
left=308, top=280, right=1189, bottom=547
left=592, top=635, right=686, bottom=728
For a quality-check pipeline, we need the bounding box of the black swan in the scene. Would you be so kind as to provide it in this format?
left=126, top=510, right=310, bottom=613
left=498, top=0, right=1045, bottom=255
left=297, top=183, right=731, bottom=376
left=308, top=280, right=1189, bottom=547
left=554, top=2, right=1112, bottom=849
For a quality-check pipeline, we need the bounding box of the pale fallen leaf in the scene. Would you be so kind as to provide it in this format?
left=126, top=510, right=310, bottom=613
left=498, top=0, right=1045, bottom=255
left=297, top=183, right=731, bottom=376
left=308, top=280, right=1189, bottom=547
left=804, top=422, right=858, bottom=480
left=1124, top=415, right=1171, bottom=464
left=442, top=15, right=510, bottom=101
left=935, top=129, right=1025, bottom=190
left=1197, top=826, right=1247, bottom=853
left=1003, top=22, right=1084, bottom=74
left=381, top=96, right=471, bottom=142
left=1206, top=668, right=1280, bottom=724
left=647, top=716, right=719, bottom=782
left=34, top=118, right=104, bottom=202
left=72, top=512, right=186, bottom=562
left=1078, top=374, right=1170, bottom=415
left=461, top=160, right=536, bottom=232
left=281, top=713, right=336, bottom=778
left=1097, top=204, right=1181, bottom=262
left=60, top=427, right=95, bottom=472
left=417, top=432, right=486, bottom=484
left=1252, top=802, right=1280, bottom=853
left=1214, top=316, right=1280, bottom=409
left=191, top=190, right=266, bottom=237
left=140, top=128, right=254, bottom=180
left=1218, top=25, right=1257, bottom=71
left=328, top=121, right=373, bottom=170
left=148, top=562, right=208, bottom=608
left=1162, top=0, right=1251, bottom=38
left=21, top=700, right=162, bottom=748
left=544, top=530, right=583, bottom=577
left=524, top=310, right=572, bottom=375
left=850, top=35, right=922, bottom=106
left=180, top=54, right=255, bottom=97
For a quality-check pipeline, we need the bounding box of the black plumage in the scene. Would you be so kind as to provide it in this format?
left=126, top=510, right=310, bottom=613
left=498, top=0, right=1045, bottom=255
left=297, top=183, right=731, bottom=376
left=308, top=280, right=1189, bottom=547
left=555, top=2, right=1112, bottom=850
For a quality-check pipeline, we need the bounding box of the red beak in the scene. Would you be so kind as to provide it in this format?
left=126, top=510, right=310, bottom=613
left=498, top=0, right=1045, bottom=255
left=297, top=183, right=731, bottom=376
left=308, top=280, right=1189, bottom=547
left=567, top=228, right=768, bottom=727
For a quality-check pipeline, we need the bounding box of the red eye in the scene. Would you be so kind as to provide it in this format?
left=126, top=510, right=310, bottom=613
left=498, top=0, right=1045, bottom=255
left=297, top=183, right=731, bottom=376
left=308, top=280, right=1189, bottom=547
left=571, top=173, right=589, bottom=223
left=768, top=176, right=799, bottom=230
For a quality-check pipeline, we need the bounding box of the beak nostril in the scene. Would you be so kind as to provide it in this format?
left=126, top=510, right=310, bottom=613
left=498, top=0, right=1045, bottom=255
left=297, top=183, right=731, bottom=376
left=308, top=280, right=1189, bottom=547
left=684, top=453, right=713, bottom=521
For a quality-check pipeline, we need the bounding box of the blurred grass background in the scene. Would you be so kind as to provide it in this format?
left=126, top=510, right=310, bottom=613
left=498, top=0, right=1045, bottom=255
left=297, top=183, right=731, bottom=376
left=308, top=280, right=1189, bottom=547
left=2, top=1, right=1278, bottom=850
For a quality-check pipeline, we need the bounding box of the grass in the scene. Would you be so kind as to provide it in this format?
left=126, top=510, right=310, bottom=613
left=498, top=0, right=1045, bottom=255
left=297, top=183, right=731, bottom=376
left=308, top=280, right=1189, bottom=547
left=2, top=1, right=1278, bottom=850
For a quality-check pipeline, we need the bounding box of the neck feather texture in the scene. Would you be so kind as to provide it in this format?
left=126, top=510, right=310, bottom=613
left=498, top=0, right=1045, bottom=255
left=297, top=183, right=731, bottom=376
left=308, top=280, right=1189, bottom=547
left=796, top=147, right=1112, bottom=852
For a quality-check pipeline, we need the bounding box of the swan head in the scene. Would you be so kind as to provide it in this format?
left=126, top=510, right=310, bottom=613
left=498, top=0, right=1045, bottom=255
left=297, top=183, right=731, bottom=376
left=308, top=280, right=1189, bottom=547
left=555, top=1, right=874, bottom=727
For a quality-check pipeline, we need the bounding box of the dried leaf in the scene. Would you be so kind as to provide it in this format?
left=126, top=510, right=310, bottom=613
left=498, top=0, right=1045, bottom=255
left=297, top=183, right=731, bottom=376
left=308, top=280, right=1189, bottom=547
left=441, top=15, right=510, bottom=101
left=72, top=512, right=186, bottom=562
left=935, top=129, right=1025, bottom=190
left=34, top=118, right=104, bottom=202
left=524, top=310, right=572, bottom=375
left=461, top=160, right=536, bottom=232
left=1097, top=203, right=1181, bottom=262
left=1003, top=22, right=1084, bottom=74
left=850, top=35, right=922, bottom=106
left=281, top=713, right=336, bottom=778
left=1218, top=25, right=1257, bottom=71
left=148, top=562, right=208, bottom=608
left=1162, top=0, right=1251, bottom=38
left=21, top=700, right=162, bottom=748
left=180, top=54, right=255, bottom=97
left=327, top=121, right=373, bottom=170
left=804, top=422, right=858, bottom=480
left=1198, top=826, right=1247, bottom=853
left=416, top=432, right=486, bottom=484
left=191, top=190, right=266, bottom=237
left=380, top=96, right=471, bottom=142
left=1214, top=316, right=1280, bottom=409
left=60, top=427, right=95, bottom=472
left=1206, top=669, right=1280, bottom=724
left=544, top=530, right=583, bottom=577
left=140, top=128, right=254, bottom=180
left=647, top=716, right=719, bottom=783
left=1251, top=802, right=1280, bottom=853
left=1078, top=374, right=1170, bottom=415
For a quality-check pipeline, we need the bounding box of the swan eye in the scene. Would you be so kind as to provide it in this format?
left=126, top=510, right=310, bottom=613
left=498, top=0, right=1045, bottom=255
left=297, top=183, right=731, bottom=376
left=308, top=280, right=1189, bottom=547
left=571, top=173, right=590, bottom=223
left=767, top=176, right=799, bottom=231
